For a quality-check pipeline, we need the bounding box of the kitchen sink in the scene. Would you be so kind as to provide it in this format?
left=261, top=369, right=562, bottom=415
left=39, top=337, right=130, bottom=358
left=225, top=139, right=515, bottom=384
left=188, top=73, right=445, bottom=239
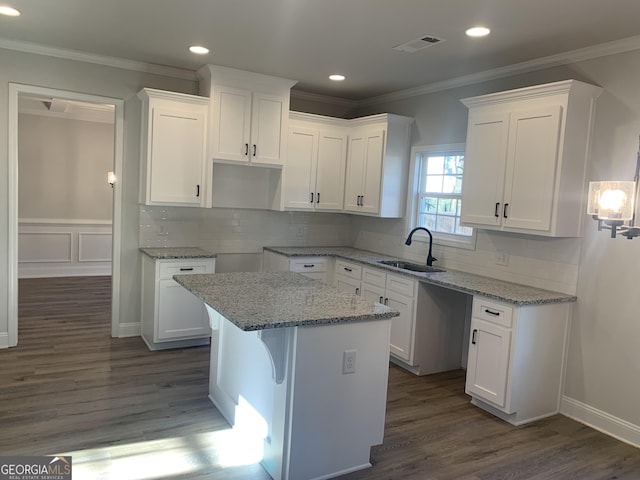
left=377, top=260, right=445, bottom=273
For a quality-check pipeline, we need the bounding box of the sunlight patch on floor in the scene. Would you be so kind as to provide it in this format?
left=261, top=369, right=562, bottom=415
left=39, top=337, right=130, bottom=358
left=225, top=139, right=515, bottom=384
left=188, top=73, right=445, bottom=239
left=55, top=428, right=266, bottom=480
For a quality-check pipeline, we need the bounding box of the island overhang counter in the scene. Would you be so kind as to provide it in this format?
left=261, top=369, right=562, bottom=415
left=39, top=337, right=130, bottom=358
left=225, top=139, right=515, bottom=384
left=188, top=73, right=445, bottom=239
left=174, top=271, right=399, bottom=480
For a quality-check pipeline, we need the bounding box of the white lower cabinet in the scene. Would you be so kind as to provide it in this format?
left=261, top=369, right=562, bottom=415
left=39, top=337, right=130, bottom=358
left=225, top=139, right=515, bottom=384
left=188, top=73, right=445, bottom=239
left=361, top=268, right=416, bottom=362
left=141, top=255, right=215, bottom=350
left=361, top=266, right=469, bottom=374
left=465, top=296, right=570, bottom=425
left=262, top=250, right=329, bottom=282
left=333, top=259, right=362, bottom=296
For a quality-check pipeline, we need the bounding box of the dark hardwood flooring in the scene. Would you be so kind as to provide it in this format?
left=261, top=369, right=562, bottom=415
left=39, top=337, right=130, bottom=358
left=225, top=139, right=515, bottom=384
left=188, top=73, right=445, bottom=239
left=3, top=276, right=639, bottom=479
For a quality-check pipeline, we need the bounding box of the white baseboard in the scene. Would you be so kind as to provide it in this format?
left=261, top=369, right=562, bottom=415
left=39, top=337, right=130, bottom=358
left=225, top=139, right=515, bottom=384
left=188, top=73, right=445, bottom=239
left=19, top=264, right=111, bottom=278
left=561, top=395, right=640, bottom=448
left=118, top=322, right=141, bottom=338
left=0, top=332, right=9, bottom=349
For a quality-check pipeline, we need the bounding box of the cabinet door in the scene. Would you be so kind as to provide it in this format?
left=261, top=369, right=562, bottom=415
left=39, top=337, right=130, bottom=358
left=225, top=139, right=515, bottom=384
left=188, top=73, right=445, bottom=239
left=211, top=86, right=252, bottom=162
left=283, top=126, right=318, bottom=210
left=334, top=274, right=361, bottom=296
left=361, top=282, right=385, bottom=305
left=502, top=106, right=562, bottom=232
left=465, top=317, right=512, bottom=409
left=386, top=291, right=416, bottom=364
left=315, top=131, right=347, bottom=211
left=157, top=279, right=210, bottom=340
left=344, top=133, right=366, bottom=212
left=460, top=112, right=510, bottom=226
left=360, top=129, right=385, bottom=214
left=149, top=104, right=206, bottom=206
left=250, top=92, right=286, bottom=166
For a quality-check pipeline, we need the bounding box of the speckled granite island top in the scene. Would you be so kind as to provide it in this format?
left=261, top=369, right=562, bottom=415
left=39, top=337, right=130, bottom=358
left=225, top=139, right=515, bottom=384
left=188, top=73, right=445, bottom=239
left=140, top=247, right=216, bottom=259
left=264, top=246, right=577, bottom=306
left=173, top=271, right=398, bottom=331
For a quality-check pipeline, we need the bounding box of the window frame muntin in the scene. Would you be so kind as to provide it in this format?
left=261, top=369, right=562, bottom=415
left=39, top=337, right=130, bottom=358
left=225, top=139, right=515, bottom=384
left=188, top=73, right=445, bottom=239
left=406, top=143, right=477, bottom=250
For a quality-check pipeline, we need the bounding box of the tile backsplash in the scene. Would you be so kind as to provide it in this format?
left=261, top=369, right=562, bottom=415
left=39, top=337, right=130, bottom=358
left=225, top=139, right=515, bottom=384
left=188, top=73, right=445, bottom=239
left=139, top=205, right=355, bottom=253
left=140, top=205, right=581, bottom=294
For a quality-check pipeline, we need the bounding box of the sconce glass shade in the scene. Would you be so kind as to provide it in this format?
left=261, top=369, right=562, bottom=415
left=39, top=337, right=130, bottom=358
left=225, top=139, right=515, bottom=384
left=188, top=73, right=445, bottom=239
left=587, top=181, right=635, bottom=221
left=107, top=171, right=116, bottom=186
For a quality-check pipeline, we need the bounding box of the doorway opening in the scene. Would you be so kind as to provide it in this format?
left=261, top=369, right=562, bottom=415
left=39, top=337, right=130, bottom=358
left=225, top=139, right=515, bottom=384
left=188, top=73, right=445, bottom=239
left=8, top=84, right=125, bottom=346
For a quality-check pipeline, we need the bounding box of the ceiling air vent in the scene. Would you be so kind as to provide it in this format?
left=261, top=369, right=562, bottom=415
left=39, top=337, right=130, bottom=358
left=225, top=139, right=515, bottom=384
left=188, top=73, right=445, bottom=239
left=393, top=35, right=445, bottom=53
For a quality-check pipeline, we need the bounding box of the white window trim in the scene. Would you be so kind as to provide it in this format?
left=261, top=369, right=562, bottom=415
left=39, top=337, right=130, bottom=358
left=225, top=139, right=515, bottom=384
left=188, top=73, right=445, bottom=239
left=405, top=143, right=477, bottom=250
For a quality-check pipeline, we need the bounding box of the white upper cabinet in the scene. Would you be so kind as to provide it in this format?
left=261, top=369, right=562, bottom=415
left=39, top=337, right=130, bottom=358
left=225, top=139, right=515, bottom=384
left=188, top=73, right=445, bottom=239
left=343, top=114, right=413, bottom=218
left=284, top=112, right=348, bottom=211
left=138, top=88, right=209, bottom=207
left=460, top=80, right=602, bottom=237
left=198, top=65, right=297, bottom=167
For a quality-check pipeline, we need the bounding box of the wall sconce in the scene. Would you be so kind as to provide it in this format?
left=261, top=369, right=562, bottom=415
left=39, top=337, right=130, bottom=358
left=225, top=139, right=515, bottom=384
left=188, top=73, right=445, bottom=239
left=107, top=171, right=116, bottom=188
left=587, top=137, right=640, bottom=239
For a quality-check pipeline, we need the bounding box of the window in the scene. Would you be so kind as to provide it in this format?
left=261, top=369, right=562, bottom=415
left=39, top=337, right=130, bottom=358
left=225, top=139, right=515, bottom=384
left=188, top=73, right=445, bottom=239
left=408, top=144, right=476, bottom=249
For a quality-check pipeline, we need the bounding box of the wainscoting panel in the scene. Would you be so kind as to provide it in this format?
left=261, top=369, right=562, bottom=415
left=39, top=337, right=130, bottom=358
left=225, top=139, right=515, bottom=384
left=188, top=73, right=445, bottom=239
left=19, top=219, right=112, bottom=278
left=78, top=232, right=112, bottom=262
left=19, top=231, right=72, bottom=262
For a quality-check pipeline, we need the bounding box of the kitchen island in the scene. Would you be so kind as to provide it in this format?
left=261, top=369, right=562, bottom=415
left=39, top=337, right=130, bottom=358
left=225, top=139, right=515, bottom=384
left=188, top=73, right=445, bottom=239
left=174, top=271, right=398, bottom=480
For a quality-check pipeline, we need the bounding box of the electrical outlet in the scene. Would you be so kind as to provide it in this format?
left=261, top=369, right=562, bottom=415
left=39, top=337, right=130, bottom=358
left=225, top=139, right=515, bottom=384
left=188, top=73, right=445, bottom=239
left=495, top=251, right=509, bottom=266
left=342, top=350, right=356, bottom=374
left=296, top=225, right=305, bottom=238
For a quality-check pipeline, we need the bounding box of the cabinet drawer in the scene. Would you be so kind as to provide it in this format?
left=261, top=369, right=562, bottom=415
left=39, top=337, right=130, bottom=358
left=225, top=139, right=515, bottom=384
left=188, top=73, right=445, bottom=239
left=289, top=257, right=327, bottom=273
left=472, top=296, right=513, bottom=328
left=386, top=273, right=416, bottom=298
left=159, top=259, right=214, bottom=280
left=334, top=260, right=362, bottom=280
left=362, top=267, right=386, bottom=288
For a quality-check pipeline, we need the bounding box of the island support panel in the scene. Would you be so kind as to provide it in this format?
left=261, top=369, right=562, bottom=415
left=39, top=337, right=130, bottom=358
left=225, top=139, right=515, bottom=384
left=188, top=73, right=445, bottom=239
left=206, top=307, right=392, bottom=480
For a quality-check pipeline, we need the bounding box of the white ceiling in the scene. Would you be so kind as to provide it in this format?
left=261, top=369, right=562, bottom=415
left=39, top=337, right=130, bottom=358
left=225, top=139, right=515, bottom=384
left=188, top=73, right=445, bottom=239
left=3, top=0, right=640, bottom=100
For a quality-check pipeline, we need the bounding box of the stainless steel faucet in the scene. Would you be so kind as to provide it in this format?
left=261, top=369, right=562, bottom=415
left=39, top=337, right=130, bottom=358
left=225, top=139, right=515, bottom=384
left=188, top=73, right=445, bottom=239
left=404, top=227, right=437, bottom=266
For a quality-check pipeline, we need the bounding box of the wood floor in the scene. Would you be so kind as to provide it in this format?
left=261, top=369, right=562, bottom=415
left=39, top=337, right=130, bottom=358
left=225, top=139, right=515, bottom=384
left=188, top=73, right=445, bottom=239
left=3, top=276, right=639, bottom=479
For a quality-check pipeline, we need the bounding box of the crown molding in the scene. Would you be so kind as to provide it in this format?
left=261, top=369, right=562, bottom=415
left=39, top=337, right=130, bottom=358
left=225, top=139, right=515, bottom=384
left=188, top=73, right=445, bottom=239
left=3, top=32, right=640, bottom=108
left=0, top=37, right=197, bottom=81
left=358, top=34, right=640, bottom=107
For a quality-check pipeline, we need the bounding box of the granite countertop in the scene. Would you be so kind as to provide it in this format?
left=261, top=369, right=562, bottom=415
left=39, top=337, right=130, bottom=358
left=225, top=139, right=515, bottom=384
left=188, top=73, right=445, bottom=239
left=140, top=247, right=216, bottom=259
left=264, top=246, right=577, bottom=306
left=173, top=271, right=398, bottom=331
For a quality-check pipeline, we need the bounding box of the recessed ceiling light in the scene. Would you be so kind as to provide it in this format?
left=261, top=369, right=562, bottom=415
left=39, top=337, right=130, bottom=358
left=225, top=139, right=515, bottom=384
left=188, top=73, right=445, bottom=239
left=466, top=26, right=490, bottom=38
left=0, top=5, right=20, bottom=16
left=189, top=45, right=210, bottom=55
left=329, top=74, right=346, bottom=82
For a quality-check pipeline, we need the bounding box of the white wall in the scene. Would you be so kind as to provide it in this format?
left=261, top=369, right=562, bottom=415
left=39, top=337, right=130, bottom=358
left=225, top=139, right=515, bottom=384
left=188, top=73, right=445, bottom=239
left=349, top=50, right=640, bottom=440
left=18, top=114, right=114, bottom=220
